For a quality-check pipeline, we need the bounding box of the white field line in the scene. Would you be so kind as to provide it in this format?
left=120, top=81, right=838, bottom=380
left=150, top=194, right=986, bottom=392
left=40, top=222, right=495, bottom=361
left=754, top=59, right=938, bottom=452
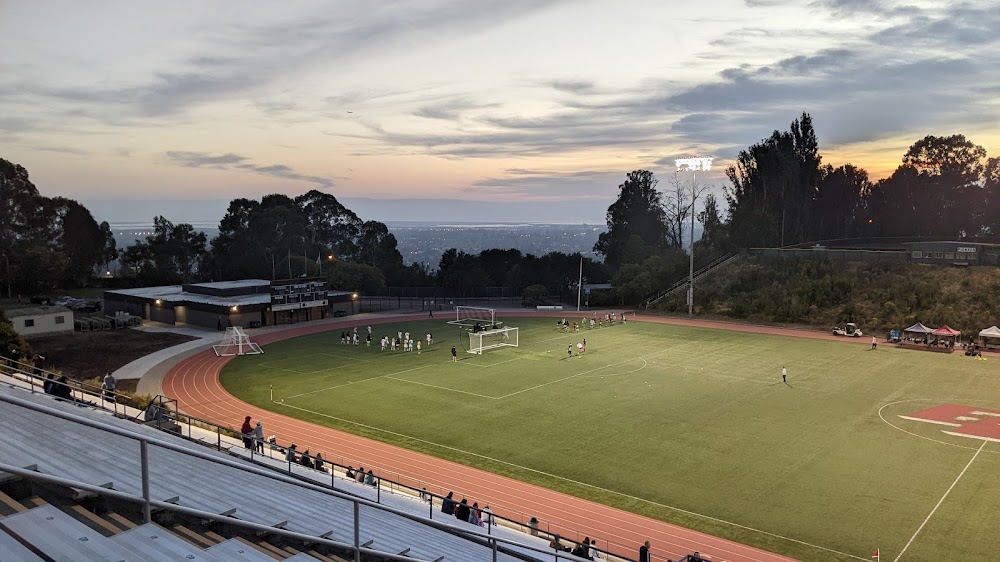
left=283, top=364, right=434, bottom=399
left=497, top=355, right=655, bottom=399
left=878, top=400, right=1000, bottom=456
left=893, top=440, right=987, bottom=562
left=384, top=376, right=499, bottom=399
left=271, top=399, right=867, bottom=561
left=463, top=357, right=523, bottom=369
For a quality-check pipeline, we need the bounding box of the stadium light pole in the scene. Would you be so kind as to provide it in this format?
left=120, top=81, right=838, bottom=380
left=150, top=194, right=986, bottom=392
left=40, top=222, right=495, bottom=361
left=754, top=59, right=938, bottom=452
left=675, top=157, right=714, bottom=318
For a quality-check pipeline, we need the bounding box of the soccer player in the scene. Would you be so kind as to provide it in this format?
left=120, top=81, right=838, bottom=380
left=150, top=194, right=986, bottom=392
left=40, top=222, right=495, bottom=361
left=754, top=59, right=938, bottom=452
left=353, top=332, right=359, bottom=346
left=367, top=325, right=372, bottom=336
left=451, top=346, right=458, bottom=362
left=380, top=336, right=387, bottom=351
left=417, top=340, right=422, bottom=354
left=391, top=337, right=397, bottom=351
left=871, top=336, right=877, bottom=350
left=567, top=344, right=573, bottom=358
left=366, top=333, right=372, bottom=347
left=426, top=332, right=433, bottom=346
left=409, top=338, right=415, bottom=352
left=782, top=366, right=787, bottom=383
left=577, top=342, right=584, bottom=354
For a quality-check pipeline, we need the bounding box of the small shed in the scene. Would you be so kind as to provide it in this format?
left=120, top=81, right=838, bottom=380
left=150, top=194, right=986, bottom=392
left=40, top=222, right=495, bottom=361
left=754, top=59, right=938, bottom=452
left=903, top=322, right=933, bottom=343
left=5, top=306, right=74, bottom=337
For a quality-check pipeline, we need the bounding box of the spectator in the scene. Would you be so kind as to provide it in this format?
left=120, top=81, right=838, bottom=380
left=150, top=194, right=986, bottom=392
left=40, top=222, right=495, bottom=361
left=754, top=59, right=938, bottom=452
left=240, top=416, right=254, bottom=449
left=549, top=535, right=570, bottom=552
left=102, top=370, right=117, bottom=402
left=53, top=376, right=73, bottom=400
left=356, top=467, right=366, bottom=483
left=286, top=444, right=298, bottom=463
left=253, top=421, right=265, bottom=453
left=365, top=469, right=376, bottom=487
left=420, top=488, right=430, bottom=502
left=314, top=452, right=325, bottom=472
left=43, top=373, right=55, bottom=394
left=300, top=450, right=314, bottom=469
left=346, top=466, right=356, bottom=480
left=588, top=538, right=601, bottom=560
left=31, top=353, right=45, bottom=375
left=528, top=516, right=539, bottom=536
left=441, top=491, right=457, bottom=515
left=639, top=540, right=651, bottom=562
left=481, top=505, right=494, bottom=526
left=469, top=502, right=482, bottom=525
left=571, top=539, right=589, bottom=559
left=455, top=498, right=470, bottom=522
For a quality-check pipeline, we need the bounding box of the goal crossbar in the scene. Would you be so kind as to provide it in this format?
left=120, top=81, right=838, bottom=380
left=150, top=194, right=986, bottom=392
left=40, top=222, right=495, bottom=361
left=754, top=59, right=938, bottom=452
left=468, top=326, right=518, bottom=355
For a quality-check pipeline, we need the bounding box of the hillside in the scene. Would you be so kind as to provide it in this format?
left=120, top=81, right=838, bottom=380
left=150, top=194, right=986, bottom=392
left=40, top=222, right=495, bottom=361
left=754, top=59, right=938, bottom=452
left=653, top=257, right=1000, bottom=335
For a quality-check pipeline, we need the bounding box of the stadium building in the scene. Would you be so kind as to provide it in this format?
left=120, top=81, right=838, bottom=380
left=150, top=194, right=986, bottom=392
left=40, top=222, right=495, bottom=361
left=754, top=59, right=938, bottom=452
left=104, top=278, right=355, bottom=329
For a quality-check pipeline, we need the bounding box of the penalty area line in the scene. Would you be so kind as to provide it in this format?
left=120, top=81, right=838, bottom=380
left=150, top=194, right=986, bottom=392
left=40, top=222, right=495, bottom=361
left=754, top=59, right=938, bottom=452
left=271, top=401, right=866, bottom=561
left=282, top=364, right=434, bottom=400
left=893, top=439, right=987, bottom=562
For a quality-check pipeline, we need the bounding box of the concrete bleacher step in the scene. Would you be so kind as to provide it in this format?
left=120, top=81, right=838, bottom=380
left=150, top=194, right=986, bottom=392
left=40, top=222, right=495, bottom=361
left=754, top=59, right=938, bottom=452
left=0, top=529, right=45, bottom=561
left=0, top=503, right=150, bottom=561
left=205, top=537, right=281, bottom=561
left=111, top=522, right=223, bottom=562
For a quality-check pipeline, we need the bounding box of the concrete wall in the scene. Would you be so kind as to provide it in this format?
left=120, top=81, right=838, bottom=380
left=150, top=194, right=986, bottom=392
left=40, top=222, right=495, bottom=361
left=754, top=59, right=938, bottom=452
left=12, top=311, right=74, bottom=337
left=149, top=305, right=176, bottom=325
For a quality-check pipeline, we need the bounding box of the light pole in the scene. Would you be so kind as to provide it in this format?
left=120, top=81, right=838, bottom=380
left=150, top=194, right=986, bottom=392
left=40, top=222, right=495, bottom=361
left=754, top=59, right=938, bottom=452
left=675, top=157, right=714, bottom=317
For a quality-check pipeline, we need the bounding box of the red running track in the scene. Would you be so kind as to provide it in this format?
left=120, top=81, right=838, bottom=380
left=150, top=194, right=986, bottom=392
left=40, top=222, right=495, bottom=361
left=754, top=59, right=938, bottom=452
left=164, top=314, right=821, bottom=562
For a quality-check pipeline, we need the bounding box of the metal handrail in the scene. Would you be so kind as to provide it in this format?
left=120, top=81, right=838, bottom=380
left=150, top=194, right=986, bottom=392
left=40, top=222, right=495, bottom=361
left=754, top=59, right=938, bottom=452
left=0, top=359, right=139, bottom=419
left=1, top=353, right=643, bottom=561
left=643, top=253, right=739, bottom=309
left=0, top=391, right=601, bottom=562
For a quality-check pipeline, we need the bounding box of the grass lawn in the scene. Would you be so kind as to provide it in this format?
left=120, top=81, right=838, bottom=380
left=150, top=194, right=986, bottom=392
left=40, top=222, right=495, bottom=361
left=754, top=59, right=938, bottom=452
left=221, top=316, right=1000, bottom=561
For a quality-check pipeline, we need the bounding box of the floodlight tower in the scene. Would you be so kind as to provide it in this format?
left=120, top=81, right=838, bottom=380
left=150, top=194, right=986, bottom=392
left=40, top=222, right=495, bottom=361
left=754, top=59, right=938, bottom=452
left=675, top=157, right=714, bottom=317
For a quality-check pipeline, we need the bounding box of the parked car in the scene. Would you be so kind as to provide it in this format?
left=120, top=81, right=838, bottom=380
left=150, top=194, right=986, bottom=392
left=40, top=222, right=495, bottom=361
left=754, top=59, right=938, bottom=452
left=52, top=296, right=78, bottom=307
left=70, top=299, right=101, bottom=312
left=832, top=323, right=863, bottom=337
left=333, top=310, right=348, bottom=317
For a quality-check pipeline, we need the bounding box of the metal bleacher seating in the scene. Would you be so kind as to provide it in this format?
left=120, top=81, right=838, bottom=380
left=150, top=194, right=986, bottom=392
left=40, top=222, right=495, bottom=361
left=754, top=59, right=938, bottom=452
left=0, top=385, right=566, bottom=562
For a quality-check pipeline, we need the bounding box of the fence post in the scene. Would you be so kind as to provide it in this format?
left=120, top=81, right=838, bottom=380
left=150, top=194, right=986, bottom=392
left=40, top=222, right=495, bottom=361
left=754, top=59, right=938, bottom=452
left=377, top=477, right=381, bottom=503
left=353, top=501, right=361, bottom=562
left=492, top=537, right=498, bottom=562
left=216, top=426, right=221, bottom=450
left=140, top=440, right=151, bottom=523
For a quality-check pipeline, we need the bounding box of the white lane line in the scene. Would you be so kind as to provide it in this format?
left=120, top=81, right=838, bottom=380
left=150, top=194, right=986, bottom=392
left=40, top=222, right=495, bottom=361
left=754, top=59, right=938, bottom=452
left=893, top=439, right=987, bottom=562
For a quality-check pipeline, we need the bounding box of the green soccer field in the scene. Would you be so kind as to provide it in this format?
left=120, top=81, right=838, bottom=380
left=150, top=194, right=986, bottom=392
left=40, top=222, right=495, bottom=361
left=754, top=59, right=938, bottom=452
left=220, top=316, right=1000, bottom=561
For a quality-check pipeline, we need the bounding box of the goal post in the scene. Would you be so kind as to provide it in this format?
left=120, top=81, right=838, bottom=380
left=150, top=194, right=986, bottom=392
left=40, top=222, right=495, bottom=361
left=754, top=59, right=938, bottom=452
left=468, top=326, right=518, bottom=355
left=213, top=326, right=264, bottom=357
left=450, top=306, right=498, bottom=328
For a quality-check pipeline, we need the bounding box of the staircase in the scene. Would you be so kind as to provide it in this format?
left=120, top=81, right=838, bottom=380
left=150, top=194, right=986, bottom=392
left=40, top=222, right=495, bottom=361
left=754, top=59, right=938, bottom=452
left=642, top=253, right=741, bottom=310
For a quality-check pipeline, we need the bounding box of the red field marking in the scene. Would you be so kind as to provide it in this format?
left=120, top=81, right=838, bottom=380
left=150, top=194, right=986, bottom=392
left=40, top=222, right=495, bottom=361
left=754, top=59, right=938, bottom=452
left=161, top=313, right=831, bottom=562
left=900, top=403, right=1000, bottom=441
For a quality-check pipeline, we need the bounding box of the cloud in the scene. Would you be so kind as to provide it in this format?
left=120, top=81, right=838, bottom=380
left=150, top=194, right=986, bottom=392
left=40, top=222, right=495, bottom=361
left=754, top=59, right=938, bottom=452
left=165, top=151, right=333, bottom=188
left=468, top=169, right=626, bottom=199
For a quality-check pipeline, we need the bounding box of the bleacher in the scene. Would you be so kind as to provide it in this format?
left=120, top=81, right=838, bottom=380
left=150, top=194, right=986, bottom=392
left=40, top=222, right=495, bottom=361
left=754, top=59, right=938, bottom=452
left=0, top=384, right=588, bottom=561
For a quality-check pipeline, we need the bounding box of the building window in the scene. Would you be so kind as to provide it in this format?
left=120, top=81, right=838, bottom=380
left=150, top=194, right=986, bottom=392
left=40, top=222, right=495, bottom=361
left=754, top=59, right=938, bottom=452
left=24, top=319, right=34, bottom=328
left=55, top=315, right=65, bottom=324
left=912, top=251, right=923, bottom=259
left=945, top=252, right=955, bottom=260
left=934, top=252, right=944, bottom=259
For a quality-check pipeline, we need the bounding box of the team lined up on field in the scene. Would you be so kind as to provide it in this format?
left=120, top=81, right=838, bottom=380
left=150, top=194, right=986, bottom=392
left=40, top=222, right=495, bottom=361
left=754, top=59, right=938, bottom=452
left=558, top=312, right=626, bottom=332
left=339, top=325, right=431, bottom=353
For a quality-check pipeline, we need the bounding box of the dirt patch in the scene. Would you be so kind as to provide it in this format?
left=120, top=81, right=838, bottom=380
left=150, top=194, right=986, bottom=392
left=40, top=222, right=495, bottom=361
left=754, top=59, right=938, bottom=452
left=26, top=329, right=196, bottom=385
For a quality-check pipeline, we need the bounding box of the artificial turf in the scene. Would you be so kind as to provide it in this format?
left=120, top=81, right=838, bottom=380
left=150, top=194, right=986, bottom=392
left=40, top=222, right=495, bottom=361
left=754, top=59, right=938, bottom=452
left=220, top=316, right=1000, bottom=561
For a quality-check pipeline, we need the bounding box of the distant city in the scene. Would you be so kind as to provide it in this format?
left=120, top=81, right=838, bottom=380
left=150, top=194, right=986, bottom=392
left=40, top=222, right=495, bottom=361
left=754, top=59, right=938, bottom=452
left=107, top=221, right=613, bottom=269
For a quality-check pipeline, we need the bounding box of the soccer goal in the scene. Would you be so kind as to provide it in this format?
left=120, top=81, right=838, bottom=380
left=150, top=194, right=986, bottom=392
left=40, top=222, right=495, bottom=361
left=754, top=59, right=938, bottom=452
left=213, top=326, right=264, bottom=357
left=450, top=306, right=500, bottom=328
left=468, top=326, right=518, bottom=355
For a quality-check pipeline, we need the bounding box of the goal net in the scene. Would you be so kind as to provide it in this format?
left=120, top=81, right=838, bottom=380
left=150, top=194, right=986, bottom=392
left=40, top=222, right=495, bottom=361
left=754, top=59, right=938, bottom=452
left=449, top=306, right=500, bottom=328
left=213, top=326, right=264, bottom=357
left=468, top=326, right=518, bottom=355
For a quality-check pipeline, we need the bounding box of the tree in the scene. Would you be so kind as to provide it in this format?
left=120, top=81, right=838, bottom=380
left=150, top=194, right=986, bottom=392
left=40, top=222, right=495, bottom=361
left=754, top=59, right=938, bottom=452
left=0, top=309, right=32, bottom=362
left=123, top=216, right=207, bottom=284
left=663, top=173, right=691, bottom=249
left=812, top=165, right=871, bottom=240
left=594, top=170, right=669, bottom=270
left=984, top=157, right=1000, bottom=234
left=326, top=261, right=387, bottom=294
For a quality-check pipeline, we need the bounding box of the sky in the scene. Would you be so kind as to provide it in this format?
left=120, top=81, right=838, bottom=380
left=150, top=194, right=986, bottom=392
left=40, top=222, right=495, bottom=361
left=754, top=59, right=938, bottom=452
left=2, top=0, right=999, bottom=224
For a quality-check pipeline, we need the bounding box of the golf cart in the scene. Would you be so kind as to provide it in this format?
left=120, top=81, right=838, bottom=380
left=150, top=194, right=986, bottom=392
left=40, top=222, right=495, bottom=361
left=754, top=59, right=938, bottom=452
left=832, top=323, right=864, bottom=337
left=886, top=329, right=902, bottom=343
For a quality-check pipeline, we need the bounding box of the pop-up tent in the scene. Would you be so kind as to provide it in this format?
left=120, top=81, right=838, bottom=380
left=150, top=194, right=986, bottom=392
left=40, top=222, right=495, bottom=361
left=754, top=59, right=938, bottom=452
left=903, top=323, right=933, bottom=342
left=979, top=326, right=1000, bottom=345
left=931, top=325, right=961, bottom=345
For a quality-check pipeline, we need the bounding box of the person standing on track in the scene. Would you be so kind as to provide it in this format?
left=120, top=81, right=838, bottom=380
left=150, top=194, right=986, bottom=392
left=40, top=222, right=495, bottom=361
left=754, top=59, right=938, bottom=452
left=638, top=540, right=651, bottom=562
left=782, top=366, right=787, bottom=383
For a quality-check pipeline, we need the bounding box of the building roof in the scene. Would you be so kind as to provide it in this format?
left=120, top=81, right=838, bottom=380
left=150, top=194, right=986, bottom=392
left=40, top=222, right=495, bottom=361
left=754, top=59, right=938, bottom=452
left=186, top=279, right=270, bottom=290
left=106, top=285, right=270, bottom=308
left=4, top=306, right=72, bottom=317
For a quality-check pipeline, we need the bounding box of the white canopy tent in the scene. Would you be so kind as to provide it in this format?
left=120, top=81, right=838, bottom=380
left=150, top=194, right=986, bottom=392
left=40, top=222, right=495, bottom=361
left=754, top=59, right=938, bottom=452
left=979, top=326, right=1000, bottom=344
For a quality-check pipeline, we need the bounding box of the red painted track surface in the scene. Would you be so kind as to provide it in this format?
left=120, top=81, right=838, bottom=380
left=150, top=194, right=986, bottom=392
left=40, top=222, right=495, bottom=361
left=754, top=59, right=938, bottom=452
left=163, top=314, right=850, bottom=562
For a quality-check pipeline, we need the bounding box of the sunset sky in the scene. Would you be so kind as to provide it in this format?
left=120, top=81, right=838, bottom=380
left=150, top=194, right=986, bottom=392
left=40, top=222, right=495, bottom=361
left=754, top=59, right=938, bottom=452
left=2, top=0, right=998, bottom=222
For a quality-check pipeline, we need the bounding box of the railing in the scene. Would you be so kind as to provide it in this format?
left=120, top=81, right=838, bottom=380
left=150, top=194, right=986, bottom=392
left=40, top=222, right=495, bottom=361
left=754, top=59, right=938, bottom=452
left=0, top=356, right=143, bottom=419
left=0, top=360, right=644, bottom=561
left=0, top=391, right=601, bottom=562
left=642, top=253, right=740, bottom=309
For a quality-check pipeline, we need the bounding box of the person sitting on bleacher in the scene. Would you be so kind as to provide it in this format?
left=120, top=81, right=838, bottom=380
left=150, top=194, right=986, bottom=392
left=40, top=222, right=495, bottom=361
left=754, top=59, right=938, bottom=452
left=52, top=376, right=73, bottom=401
left=285, top=444, right=298, bottom=463
left=314, top=452, right=325, bottom=472
left=364, top=469, right=376, bottom=486
left=549, top=535, right=571, bottom=552
left=346, top=466, right=356, bottom=479
left=455, top=498, right=471, bottom=522
left=356, top=466, right=366, bottom=483
left=441, top=491, right=457, bottom=514
left=300, top=450, right=314, bottom=469
left=43, top=373, right=55, bottom=394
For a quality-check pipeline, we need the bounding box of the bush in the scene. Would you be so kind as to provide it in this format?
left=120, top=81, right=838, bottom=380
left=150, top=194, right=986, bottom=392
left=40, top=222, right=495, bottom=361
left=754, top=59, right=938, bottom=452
left=521, top=284, right=548, bottom=307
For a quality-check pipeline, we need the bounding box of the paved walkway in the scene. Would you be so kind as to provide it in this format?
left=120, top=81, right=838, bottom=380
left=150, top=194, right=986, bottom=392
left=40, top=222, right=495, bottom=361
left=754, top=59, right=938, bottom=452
left=163, top=313, right=805, bottom=562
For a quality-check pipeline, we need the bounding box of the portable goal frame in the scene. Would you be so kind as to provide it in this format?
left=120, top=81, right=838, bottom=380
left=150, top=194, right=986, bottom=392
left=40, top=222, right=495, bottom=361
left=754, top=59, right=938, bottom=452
left=213, top=326, right=264, bottom=356
left=468, top=326, right=519, bottom=355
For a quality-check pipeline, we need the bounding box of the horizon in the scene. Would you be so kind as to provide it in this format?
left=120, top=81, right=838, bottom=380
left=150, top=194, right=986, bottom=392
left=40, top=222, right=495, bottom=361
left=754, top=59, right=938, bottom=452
left=4, top=1, right=998, bottom=216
